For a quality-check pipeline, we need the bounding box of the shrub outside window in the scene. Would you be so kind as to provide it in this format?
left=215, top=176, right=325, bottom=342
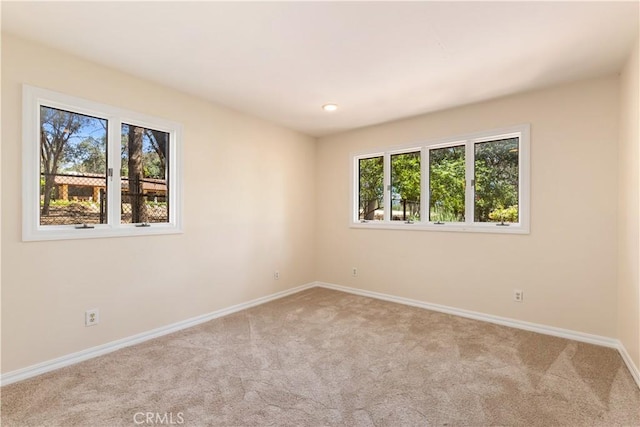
left=352, top=125, right=530, bottom=234
left=23, top=85, right=182, bottom=241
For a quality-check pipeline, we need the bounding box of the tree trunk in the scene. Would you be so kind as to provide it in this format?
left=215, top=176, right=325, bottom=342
left=149, top=129, right=167, bottom=173
left=128, top=126, right=147, bottom=223
left=365, top=199, right=377, bottom=220
left=40, top=131, right=54, bottom=216
left=41, top=174, right=55, bottom=216
left=41, top=147, right=62, bottom=216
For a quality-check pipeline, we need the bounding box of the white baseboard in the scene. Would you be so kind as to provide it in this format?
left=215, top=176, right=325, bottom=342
left=0, top=282, right=316, bottom=387
left=315, top=281, right=640, bottom=389
left=617, top=341, right=640, bottom=388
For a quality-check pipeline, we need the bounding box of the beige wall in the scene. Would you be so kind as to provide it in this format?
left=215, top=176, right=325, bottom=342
left=618, top=38, right=640, bottom=370
left=316, top=77, right=620, bottom=338
left=1, top=34, right=316, bottom=373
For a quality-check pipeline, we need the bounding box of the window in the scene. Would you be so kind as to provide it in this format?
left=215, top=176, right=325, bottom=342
left=391, top=151, right=421, bottom=222
left=38, top=106, right=109, bottom=227
left=23, top=85, right=182, bottom=241
left=120, top=123, right=170, bottom=224
left=358, top=156, right=384, bottom=221
left=474, top=137, right=519, bottom=224
left=429, top=144, right=465, bottom=223
left=352, top=125, right=530, bottom=234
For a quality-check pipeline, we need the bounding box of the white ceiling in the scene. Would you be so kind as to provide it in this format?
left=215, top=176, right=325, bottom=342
left=2, top=1, right=638, bottom=137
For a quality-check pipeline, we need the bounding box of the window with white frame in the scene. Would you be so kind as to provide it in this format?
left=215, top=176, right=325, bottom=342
left=23, top=85, right=182, bottom=241
left=358, top=156, right=384, bottom=221
left=352, top=125, right=530, bottom=233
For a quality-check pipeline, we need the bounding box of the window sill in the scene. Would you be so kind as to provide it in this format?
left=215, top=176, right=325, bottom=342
left=349, top=221, right=529, bottom=235
left=23, top=223, right=183, bottom=242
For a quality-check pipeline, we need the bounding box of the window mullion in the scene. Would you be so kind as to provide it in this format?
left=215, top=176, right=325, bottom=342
left=107, top=118, right=121, bottom=227
left=383, top=153, right=391, bottom=222
left=465, top=141, right=474, bottom=224
left=422, top=147, right=429, bottom=224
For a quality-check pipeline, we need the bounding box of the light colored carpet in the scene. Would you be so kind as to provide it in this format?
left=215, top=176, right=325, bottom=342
left=2, top=287, right=639, bottom=426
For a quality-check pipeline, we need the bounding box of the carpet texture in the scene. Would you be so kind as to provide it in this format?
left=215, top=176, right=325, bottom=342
left=2, top=288, right=639, bottom=426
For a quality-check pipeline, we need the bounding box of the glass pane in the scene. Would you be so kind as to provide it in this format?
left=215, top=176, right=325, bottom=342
left=474, top=138, right=519, bottom=223
left=391, top=151, right=421, bottom=221
left=39, top=106, right=108, bottom=226
left=358, top=156, right=384, bottom=221
left=121, top=124, right=169, bottom=224
left=429, top=145, right=465, bottom=222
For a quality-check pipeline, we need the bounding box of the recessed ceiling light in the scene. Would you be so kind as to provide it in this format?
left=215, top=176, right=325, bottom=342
left=322, top=103, right=338, bottom=112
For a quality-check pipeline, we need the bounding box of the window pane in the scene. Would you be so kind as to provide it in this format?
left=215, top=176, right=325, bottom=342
left=429, top=145, right=465, bottom=222
left=358, top=156, right=384, bottom=221
left=121, top=124, right=169, bottom=224
left=474, top=138, right=519, bottom=223
left=391, top=152, right=421, bottom=221
left=39, top=106, right=108, bottom=226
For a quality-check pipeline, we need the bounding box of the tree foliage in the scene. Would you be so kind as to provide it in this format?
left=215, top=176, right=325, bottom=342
left=40, top=106, right=93, bottom=214
left=39, top=109, right=168, bottom=225
left=63, top=136, right=107, bottom=174
left=357, top=138, right=519, bottom=223
left=429, top=146, right=465, bottom=222
left=391, top=152, right=421, bottom=220
left=474, top=138, right=519, bottom=222
left=358, top=157, right=383, bottom=220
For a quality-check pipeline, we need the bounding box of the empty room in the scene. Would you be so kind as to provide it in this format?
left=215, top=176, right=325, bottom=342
left=1, top=1, right=639, bottom=426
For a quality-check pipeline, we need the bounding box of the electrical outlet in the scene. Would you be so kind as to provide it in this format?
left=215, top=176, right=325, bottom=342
left=274, top=271, right=280, bottom=280
left=352, top=267, right=358, bottom=277
left=85, top=309, right=99, bottom=326
left=513, top=289, right=524, bottom=302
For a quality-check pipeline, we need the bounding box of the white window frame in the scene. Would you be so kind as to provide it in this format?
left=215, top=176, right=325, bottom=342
left=351, top=124, right=530, bottom=234
left=22, top=85, right=183, bottom=241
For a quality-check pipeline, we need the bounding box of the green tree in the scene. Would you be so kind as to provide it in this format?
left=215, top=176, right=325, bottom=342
left=40, top=107, right=90, bottom=215
left=359, top=157, right=383, bottom=220
left=391, top=152, right=421, bottom=220
left=429, top=146, right=465, bottom=222
left=357, top=139, right=519, bottom=224
left=474, top=138, right=519, bottom=222
left=63, top=136, right=107, bottom=174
